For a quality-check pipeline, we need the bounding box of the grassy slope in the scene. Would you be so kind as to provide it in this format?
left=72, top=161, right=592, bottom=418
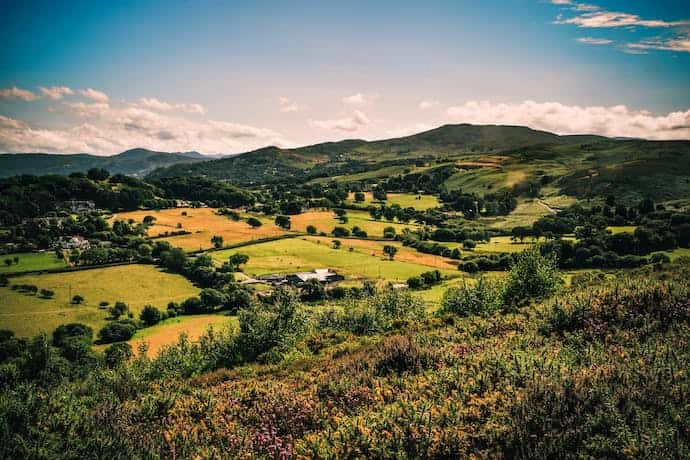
left=211, top=237, right=459, bottom=282
left=0, top=265, right=199, bottom=337
left=0, top=252, right=67, bottom=274
left=345, top=192, right=440, bottom=210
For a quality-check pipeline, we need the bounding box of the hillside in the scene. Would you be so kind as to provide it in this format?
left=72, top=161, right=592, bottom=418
left=0, top=148, right=208, bottom=178
left=148, top=124, right=690, bottom=202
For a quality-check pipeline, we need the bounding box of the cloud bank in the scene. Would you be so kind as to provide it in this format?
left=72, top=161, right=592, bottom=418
left=445, top=100, right=690, bottom=140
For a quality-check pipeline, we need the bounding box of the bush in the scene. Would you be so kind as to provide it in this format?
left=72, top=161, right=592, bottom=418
left=407, top=276, right=424, bottom=289
left=140, top=305, right=162, bottom=327
left=72, top=295, right=84, bottom=304
left=53, top=323, right=93, bottom=347
left=109, top=301, right=129, bottom=319
left=439, top=277, right=503, bottom=316
left=39, top=289, right=55, bottom=298
left=104, top=342, right=133, bottom=368
left=98, top=321, right=137, bottom=343
left=503, top=246, right=560, bottom=307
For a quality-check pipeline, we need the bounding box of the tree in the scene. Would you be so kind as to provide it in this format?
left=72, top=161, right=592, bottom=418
left=53, top=323, right=93, bottom=347
left=229, top=253, right=250, bottom=270
left=332, top=240, right=342, bottom=249
left=247, top=217, right=262, bottom=228
left=383, top=245, right=398, bottom=260
left=503, top=246, right=560, bottom=307
left=354, top=192, right=366, bottom=202
left=98, top=321, right=136, bottom=343
left=109, top=301, right=129, bottom=320
left=4, top=259, right=11, bottom=267
left=40, top=289, right=55, bottom=298
left=104, top=342, right=133, bottom=368
left=306, top=225, right=317, bottom=235
left=142, top=215, right=156, bottom=225
left=275, top=215, right=291, bottom=229
left=160, top=248, right=188, bottom=272
left=373, top=188, right=388, bottom=201
left=332, top=226, right=350, bottom=237
left=140, top=305, right=162, bottom=326
left=383, top=226, right=396, bottom=239
left=211, top=235, right=224, bottom=249
left=462, top=239, right=477, bottom=250
left=407, top=276, right=424, bottom=289
left=71, top=295, right=84, bottom=305
left=300, top=278, right=325, bottom=301
left=87, top=168, right=110, bottom=181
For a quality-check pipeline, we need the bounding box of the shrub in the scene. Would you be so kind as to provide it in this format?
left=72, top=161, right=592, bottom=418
left=98, top=321, right=137, bottom=343
left=40, top=289, right=55, bottom=298
left=247, top=217, right=262, bottom=228
left=439, top=277, right=503, bottom=317
left=306, top=225, right=317, bottom=235
left=53, top=323, right=93, bottom=347
left=109, top=301, right=129, bottom=320
left=104, top=342, right=133, bottom=368
left=503, top=246, right=560, bottom=307
left=140, top=305, right=162, bottom=327
left=71, top=295, right=84, bottom=304
left=407, top=276, right=424, bottom=289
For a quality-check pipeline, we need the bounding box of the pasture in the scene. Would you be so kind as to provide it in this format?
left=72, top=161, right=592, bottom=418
left=0, top=251, right=67, bottom=274
left=114, top=207, right=285, bottom=251
left=346, top=192, right=440, bottom=210
left=290, top=209, right=420, bottom=237
left=128, top=314, right=237, bottom=356
left=211, top=237, right=459, bottom=282
left=0, top=264, right=199, bottom=337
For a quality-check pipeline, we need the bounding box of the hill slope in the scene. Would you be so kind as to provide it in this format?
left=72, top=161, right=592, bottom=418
left=0, top=148, right=208, bottom=178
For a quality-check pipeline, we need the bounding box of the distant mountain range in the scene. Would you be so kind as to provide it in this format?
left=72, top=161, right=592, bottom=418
left=3, top=123, right=690, bottom=202
left=0, top=148, right=212, bottom=178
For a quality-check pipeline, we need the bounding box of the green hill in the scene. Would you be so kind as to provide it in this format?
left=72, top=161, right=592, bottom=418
left=0, top=148, right=208, bottom=178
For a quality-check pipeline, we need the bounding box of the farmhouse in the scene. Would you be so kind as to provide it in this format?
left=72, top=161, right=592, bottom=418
left=259, top=269, right=343, bottom=286
left=55, top=236, right=91, bottom=250
left=60, top=200, right=96, bottom=214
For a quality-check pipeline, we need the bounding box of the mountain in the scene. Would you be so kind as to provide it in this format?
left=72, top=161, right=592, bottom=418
left=147, top=123, right=690, bottom=202
left=146, top=124, right=609, bottom=184
left=0, top=148, right=209, bottom=178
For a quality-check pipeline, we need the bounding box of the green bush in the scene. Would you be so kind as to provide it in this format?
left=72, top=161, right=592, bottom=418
left=52, top=323, right=93, bottom=347
left=439, top=277, right=503, bottom=317
left=98, top=321, right=137, bottom=344
left=139, top=305, right=162, bottom=327
left=503, top=246, right=560, bottom=307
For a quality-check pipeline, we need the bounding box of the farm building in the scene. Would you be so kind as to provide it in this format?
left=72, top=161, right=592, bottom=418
left=259, top=269, right=343, bottom=286
left=55, top=236, right=91, bottom=250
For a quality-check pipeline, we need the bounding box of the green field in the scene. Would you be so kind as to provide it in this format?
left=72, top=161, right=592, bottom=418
left=0, top=264, right=199, bottom=337
left=290, top=209, right=420, bottom=238
left=346, top=192, right=440, bottom=210
left=607, top=226, right=637, bottom=234
left=211, top=237, right=459, bottom=282
left=0, top=251, right=67, bottom=274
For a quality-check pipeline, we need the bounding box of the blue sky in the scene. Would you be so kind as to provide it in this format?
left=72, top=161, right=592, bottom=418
left=0, top=0, right=689, bottom=154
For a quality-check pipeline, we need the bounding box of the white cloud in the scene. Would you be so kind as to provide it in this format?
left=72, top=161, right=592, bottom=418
left=135, top=97, right=207, bottom=114
left=39, top=86, right=74, bottom=100
left=419, top=100, right=439, bottom=110
left=278, top=96, right=302, bottom=113
left=79, top=88, right=109, bottom=103
left=576, top=37, right=613, bottom=45
left=0, top=86, right=39, bottom=101
left=309, top=109, right=371, bottom=132
left=445, top=100, right=690, bottom=140
left=342, top=92, right=379, bottom=106
left=0, top=94, right=291, bottom=154
left=624, top=35, right=690, bottom=53
left=557, top=11, right=686, bottom=28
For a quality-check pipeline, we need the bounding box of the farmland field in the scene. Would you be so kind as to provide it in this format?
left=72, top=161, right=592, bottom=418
left=346, top=192, right=440, bottom=210
left=114, top=207, right=285, bottom=251
left=0, top=251, right=67, bottom=274
left=211, top=237, right=459, bottom=282
left=0, top=264, right=199, bottom=337
left=290, top=209, right=420, bottom=237
left=127, top=314, right=237, bottom=356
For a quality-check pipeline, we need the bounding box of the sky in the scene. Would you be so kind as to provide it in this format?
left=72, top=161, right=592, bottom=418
left=0, top=0, right=689, bottom=155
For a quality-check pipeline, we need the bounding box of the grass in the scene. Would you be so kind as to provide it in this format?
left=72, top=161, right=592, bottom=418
left=114, top=207, right=285, bottom=251
left=346, top=192, right=440, bottom=210
left=127, top=314, right=237, bottom=356
left=290, top=209, right=420, bottom=238
left=607, top=225, right=637, bottom=234
left=481, top=199, right=553, bottom=230
left=0, top=264, right=199, bottom=337
left=211, top=237, right=459, bottom=282
left=0, top=251, right=67, bottom=274
left=661, top=247, right=690, bottom=261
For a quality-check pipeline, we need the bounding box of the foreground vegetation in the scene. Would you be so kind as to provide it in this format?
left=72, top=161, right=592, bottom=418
left=1, top=250, right=689, bottom=458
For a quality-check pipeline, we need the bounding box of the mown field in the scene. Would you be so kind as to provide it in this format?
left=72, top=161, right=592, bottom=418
left=0, top=251, right=67, bottom=274
left=290, top=209, right=420, bottom=237
left=114, top=207, right=285, bottom=251
left=211, top=237, right=459, bottom=282
left=0, top=264, right=199, bottom=337
left=346, top=192, right=440, bottom=210
left=127, top=314, right=237, bottom=356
